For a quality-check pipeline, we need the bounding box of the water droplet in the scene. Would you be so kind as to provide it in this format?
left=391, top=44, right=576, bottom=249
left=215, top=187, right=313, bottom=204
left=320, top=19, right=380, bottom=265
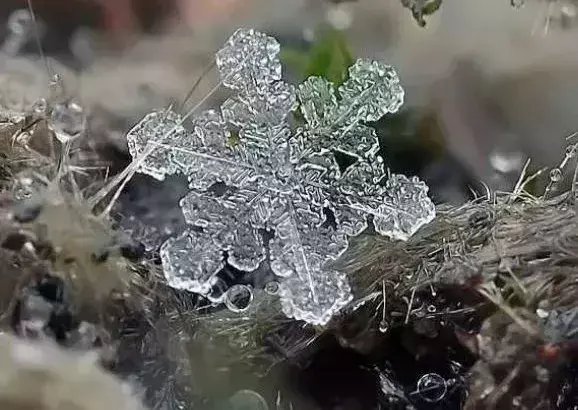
left=566, top=145, right=577, bottom=158
left=378, top=319, right=389, bottom=333
left=427, top=305, right=437, bottom=313
left=264, top=281, right=280, bottom=295
left=32, top=98, right=47, bottom=116
left=49, top=99, right=86, bottom=143
left=536, top=308, right=549, bottom=319
left=228, top=389, right=268, bottom=410
left=416, top=373, right=447, bottom=403
left=224, top=284, right=253, bottom=313
left=550, top=168, right=562, bottom=183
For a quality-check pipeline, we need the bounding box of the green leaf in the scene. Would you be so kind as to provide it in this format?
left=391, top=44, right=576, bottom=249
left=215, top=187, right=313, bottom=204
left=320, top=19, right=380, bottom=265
left=280, top=48, right=310, bottom=79
left=281, top=27, right=354, bottom=86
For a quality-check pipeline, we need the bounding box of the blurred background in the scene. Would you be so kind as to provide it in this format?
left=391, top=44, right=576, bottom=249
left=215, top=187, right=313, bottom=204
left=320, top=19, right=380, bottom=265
left=2, top=0, right=578, bottom=206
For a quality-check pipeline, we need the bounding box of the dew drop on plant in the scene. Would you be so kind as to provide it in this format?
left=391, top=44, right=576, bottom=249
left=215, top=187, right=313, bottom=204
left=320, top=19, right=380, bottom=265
left=550, top=167, right=562, bottom=183
left=224, top=284, right=253, bottom=313
left=416, top=373, right=447, bottom=403
left=378, top=319, right=389, bottom=333
left=49, top=99, right=86, bottom=143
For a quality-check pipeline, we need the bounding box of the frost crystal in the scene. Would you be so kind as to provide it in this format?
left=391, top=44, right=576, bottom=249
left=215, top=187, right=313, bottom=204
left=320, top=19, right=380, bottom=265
left=126, top=28, right=436, bottom=325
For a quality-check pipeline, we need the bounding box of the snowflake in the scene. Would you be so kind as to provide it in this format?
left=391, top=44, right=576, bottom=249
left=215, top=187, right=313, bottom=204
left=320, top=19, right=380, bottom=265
left=126, top=28, right=436, bottom=325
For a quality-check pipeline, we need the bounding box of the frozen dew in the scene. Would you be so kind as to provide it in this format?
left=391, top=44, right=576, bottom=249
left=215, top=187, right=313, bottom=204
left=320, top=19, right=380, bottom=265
left=49, top=99, right=86, bottom=143
left=224, top=284, right=254, bottom=313
left=416, top=373, right=447, bottom=403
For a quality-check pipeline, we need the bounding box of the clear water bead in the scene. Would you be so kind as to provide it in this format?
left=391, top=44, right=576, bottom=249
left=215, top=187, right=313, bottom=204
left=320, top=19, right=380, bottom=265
left=216, top=28, right=282, bottom=90
left=224, top=284, right=254, bottom=313
left=416, top=373, right=447, bottom=403
left=49, top=99, right=86, bottom=143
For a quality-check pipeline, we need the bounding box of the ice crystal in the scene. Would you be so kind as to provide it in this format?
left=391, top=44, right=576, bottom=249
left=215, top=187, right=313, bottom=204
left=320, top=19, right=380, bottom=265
left=126, top=28, right=436, bottom=325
